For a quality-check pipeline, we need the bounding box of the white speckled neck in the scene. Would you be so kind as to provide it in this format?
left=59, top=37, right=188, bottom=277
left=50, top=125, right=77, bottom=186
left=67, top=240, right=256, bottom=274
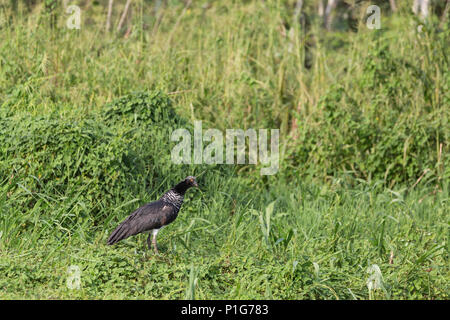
left=160, top=190, right=184, bottom=210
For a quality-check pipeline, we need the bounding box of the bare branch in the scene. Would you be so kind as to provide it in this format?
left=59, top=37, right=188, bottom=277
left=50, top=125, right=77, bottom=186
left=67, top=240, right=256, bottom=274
left=117, top=0, right=132, bottom=32
left=389, top=0, right=397, bottom=12
left=106, top=0, right=114, bottom=32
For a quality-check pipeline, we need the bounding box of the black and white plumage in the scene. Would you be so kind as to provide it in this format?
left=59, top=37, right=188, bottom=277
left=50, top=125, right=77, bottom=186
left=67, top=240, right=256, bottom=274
left=107, top=176, right=198, bottom=253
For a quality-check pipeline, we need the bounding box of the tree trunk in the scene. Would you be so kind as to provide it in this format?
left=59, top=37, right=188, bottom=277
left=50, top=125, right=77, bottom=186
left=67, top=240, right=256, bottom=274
left=318, top=0, right=324, bottom=17
left=117, top=0, right=132, bottom=32
left=413, top=0, right=430, bottom=19
left=389, top=0, right=397, bottom=12
left=294, top=0, right=303, bottom=18
left=106, top=0, right=114, bottom=32
left=324, top=0, right=338, bottom=30
left=440, top=0, right=449, bottom=28
left=420, top=0, right=430, bottom=19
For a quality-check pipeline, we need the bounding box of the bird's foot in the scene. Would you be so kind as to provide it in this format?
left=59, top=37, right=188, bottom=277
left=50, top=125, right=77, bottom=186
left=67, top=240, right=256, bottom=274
left=153, top=243, right=159, bottom=255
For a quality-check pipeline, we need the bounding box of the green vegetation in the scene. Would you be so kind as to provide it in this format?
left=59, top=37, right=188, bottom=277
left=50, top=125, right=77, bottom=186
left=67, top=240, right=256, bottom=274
left=0, top=1, right=448, bottom=299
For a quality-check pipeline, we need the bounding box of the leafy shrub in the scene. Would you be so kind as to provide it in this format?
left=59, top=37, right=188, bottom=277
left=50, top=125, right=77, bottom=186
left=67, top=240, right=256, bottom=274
left=102, top=90, right=184, bottom=127
left=284, top=28, right=449, bottom=186
left=1, top=115, right=134, bottom=206
left=289, top=80, right=447, bottom=185
left=0, top=91, right=190, bottom=226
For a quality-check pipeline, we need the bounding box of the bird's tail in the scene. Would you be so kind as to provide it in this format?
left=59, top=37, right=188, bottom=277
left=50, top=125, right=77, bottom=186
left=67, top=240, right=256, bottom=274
left=107, top=222, right=132, bottom=245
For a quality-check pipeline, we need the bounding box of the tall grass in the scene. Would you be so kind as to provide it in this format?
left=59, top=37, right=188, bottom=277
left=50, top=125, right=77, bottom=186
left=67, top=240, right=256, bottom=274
left=0, top=0, right=448, bottom=299
left=1, top=0, right=447, bottom=184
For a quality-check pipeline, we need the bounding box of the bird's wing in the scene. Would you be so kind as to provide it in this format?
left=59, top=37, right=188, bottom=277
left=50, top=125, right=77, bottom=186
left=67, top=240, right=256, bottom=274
left=107, top=200, right=176, bottom=245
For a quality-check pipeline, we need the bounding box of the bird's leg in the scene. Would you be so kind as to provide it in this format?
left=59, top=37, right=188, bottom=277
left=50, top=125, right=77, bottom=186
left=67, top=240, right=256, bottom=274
left=152, top=229, right=159, bottom=254
left=146, top=233, right=152, bottom=251
left=152, top=238, right=159, bottom=255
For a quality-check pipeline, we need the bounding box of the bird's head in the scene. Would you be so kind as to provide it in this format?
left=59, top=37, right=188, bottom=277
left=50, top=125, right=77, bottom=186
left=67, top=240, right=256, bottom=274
left=184, top=176, right=198, bottom=188
left=173, top=176, right=199, bottom=195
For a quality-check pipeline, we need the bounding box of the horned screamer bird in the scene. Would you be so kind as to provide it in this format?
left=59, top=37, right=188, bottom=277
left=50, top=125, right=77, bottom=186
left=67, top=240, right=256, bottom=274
left=107, top=176, right=198, bottom=254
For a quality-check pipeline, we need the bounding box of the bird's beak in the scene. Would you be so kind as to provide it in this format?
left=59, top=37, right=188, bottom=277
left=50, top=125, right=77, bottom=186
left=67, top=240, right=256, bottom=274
left=193, top=180, right=198, bottom=187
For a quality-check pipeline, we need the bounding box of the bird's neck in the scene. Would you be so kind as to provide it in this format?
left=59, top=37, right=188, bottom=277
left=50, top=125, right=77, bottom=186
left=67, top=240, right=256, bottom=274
left=160, top=189, right=184, bottom=210
left=173, top=181, right=191, bottom=195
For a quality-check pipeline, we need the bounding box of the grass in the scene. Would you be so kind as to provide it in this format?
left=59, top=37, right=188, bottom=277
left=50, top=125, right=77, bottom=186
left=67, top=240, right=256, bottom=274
left=0, top=177, right=448, bottom=299
left=0, top=1, right=448, bottom=299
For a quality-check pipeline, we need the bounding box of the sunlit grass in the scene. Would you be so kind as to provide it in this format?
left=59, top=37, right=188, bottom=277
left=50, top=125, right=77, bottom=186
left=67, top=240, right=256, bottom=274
left=0, top=1, right=448, bottom=299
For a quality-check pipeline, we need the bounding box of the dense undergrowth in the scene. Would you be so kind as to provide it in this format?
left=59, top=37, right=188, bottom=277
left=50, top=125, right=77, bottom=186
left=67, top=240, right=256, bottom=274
left=0, top=0, right=448, bottom=299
